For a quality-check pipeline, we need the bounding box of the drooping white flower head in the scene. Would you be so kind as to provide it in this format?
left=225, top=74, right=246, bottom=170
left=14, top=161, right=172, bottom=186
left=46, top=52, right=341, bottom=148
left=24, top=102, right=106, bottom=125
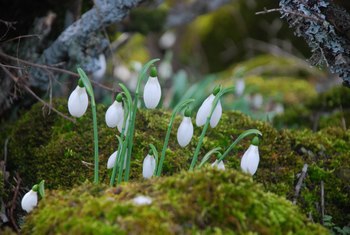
left=114, top=64, right=131, bottom=82
left=252, top=93, right=263, bottom=109
left=211, top=159, right=225, bottom=170
left=21, top=189, right=38, bottom=213
left=142, top=154, right=156, bottom=179
left=196, top=87, right=222, bottom=128
left=107, top=150, right=127, bottom=169
left=159, top=31, right=176, bottom=49
left=177, top=109, right=193, bottom=147
left=105, top=95, right=124, bottom=128
left=92, top=54, right=107, bottom=80
left=158, top=61, right=173, bottom=80
left=240, top=137, right=260, bottom=175
left=143, top=66, right=161, bottom=109
left=117, top=115, right=129, bottom=134
left=68, top=81, right=88, bottom=118
left=133, top=195, right=153, bottom=205
left=235, top=78, right=245, bottom=96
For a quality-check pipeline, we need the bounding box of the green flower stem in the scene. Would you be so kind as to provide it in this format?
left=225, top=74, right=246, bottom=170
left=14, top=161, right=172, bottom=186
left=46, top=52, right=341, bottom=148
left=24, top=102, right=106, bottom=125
left=91, top=99, right=99, bottom=184
left=110, top=135, right=123, bottom=186
left=149, top=144, right=159, bottom=176
left=77, top=68, right=99, bottom=184
left=218, top=129, right=262, bottom=162
left=197, top=147, right=221, bottom=169
left=123, top=59, right=159, bottom=182
left=189, top=87, right=234, bottom=171
left=156, top=98, right=194, bottom=176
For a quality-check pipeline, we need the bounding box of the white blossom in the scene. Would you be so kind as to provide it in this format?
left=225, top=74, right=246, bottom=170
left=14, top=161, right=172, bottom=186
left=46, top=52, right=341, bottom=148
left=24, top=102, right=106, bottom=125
left=240, top=144, right=260, bottom=175
left=142, top=154, right=156, bottom=179
left=196, top=94, right=222, bottom=128
left=21, top=190, right=38, bottom=213
left=68, top=86, right=88, bottom=118
left=107, top=150, right=127, bottom=169
left=92, top=54, right=107, bottom=80
left=105, top=101, right=124, bottom=128
left=252, top=94, right=263, bottom=109
left=133, top=195, right=153, bottom=205
left=143, top=77, right=161, bottom=109
left=159, top=31, right=176, bottom=49
left=158, top=61, right=173, bottom=80
left=211, top=160, right=225, bottom=170
left=235, top=79, right=245, bottom=96
left=177, top=117, right=193, bottom=147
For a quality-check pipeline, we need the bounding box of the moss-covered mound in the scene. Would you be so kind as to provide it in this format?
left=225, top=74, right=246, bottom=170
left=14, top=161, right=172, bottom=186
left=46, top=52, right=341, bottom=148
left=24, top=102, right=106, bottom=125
left=2, top=99, right=350, bottom=226
left=274, top=85, right=350, bottom=129
left=22, top=169, right=327, bottom=235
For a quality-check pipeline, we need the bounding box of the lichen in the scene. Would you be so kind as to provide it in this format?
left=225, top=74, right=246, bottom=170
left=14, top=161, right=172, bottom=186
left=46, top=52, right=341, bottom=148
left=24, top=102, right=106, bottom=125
left=3, top=99, right=350, bottom=226
left=22, top=169, right=328, bottom=235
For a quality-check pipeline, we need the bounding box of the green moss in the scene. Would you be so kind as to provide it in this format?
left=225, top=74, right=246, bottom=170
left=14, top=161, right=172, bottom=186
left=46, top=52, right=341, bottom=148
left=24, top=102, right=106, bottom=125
left=22, top=169, right=327, bottom=234
left=274, top=85, right=350, bottom=129
left=4, top=99, right=350, bottom=227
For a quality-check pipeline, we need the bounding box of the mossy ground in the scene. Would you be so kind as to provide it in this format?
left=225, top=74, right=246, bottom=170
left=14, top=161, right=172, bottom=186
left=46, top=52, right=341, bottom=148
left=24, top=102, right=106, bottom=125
left=1, top=99, right=349, bottom=228
left=22, top=169, right=327, bottom=235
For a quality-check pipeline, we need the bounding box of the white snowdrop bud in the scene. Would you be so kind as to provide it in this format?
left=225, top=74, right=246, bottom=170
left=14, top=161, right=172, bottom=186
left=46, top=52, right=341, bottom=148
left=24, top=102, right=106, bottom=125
left=159, top=31, right=176, bottom=49
left=21, top=189, right=38, bottom=213
left=211, top=160, right=225, bottom=170
left=68, top=82, right=88, bottom=118
left=142, top=154, right=156, bottom=179
left=105, top=96, right=124, bottom=128
left=92, top=54, right=107, bottom=80
left=196, top=88, right=222, bottom=128
left=241, top=137, right=260, bottom=175
left=235, top=79, right=245, bottom=96
left=177, top=109, right=193, bottom=147
left=143, top=67, right=161, bottom=109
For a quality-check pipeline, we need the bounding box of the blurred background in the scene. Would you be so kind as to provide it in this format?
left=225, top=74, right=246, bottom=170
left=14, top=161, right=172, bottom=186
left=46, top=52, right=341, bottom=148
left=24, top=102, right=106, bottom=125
left=1, top=0, right=350, bottom=130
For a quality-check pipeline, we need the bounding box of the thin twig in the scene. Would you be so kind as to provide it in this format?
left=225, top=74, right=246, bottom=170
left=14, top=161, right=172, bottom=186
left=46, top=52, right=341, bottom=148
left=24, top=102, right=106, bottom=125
left=8, top=173, right=21, bottom=233
left=293, top=164, right=308, bottom=204
left=255, top=7, right=323, bottom=24
left=0, top=50, right=118, bottom=92
left=0, top=63, right=76, bottom=123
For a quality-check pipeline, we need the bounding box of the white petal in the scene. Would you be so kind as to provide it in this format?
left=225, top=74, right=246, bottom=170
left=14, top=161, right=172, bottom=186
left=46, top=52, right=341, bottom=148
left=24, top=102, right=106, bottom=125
left=158, top=61, right=173, bottom=80
left=142, top=154, right=156, bottom=179
left=159, top=31, right=176, bottom=49
left=107, top=151, right=118, bottom=169
left=117, top=115, right=129, bottom=134
left=68, top=86, right=88, bottom=117
left=133, top=195, right=152, bottom=205
left=210, top=99, right=222, bottom=128
left=240, top=145, right=260, bottom=175
left=211, top=160, right=225, bottom=171
left=21, top=190, right=38, bottom=213
left=143, top=77, right=161, bottom=109
left=92, top=54, right=107, bottom=80
left=105, top=101, right=124, bottom=128
left=177, top=117, right=193, bottom=147
left=196, top=94, right=215, bottom=127
left=235, top=79, right=245, bottom=96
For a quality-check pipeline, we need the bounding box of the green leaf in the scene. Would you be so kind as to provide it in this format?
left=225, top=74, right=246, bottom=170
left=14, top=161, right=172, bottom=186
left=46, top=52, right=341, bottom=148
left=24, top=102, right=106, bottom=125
left=149, top=144, right=159, bottom=176
left=38, top=180, right=45, bottom=198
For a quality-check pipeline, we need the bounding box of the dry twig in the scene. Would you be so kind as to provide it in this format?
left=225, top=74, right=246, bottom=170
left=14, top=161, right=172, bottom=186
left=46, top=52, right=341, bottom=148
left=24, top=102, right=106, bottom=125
left=293, top=164, right=308, bottom=205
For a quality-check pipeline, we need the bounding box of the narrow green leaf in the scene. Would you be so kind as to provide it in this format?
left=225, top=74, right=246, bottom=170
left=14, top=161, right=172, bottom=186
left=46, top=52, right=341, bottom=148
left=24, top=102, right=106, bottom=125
left=77, top=68, right=94, bottom=97
left=38, top=180, right=45, bottom=198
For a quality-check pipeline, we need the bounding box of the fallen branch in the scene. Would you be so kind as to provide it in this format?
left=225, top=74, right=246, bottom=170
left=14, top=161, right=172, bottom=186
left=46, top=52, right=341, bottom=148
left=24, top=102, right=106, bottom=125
left=293, top=163, right=308, bottom=205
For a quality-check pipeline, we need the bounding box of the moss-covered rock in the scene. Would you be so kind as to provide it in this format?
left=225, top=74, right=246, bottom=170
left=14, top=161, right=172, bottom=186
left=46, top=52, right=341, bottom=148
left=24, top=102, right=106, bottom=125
left=22, top=169, right=327, bottom=234
left=2, top=99, right=350, bottom=226
left=274, top=85, right=350, bottom=129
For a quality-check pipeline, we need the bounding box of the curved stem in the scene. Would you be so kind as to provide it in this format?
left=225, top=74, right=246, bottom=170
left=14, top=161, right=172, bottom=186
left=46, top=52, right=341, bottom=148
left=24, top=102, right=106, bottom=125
left=197, top=147, right=221, bottom=169
left=218, top=129, right=262, bottom=162
left=156, top=98, right=194, bottom=176
left=110, top=135, right=123, bottom=186
left=189, top=87, right=234, bottom=170
left=149, top=144, right=159, bottom=176
left=123, top=59, right=159, bottom=182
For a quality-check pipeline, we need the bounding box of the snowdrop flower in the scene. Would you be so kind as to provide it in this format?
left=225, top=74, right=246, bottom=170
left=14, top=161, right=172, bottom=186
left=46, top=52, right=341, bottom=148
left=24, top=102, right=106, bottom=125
left=143, top=66, right=161, bottom=109
left=21, top=188, right=38, bottom=213
left=177, top=109, right=193, bottom=147
left=117, top=115, right=129, bottom=134
left=114, top=64, right=131, bottom=82
left=105, top=94, right=124, bottom=128
left=240, top=136, right=260, bottom=175
left=133, top=195, right=152, bottom=205
left=68, top=79, right=88, bottom=117
left=211, top=160, right=225, bottom=170
left=159, top=31, right=176, bottom=49
left=158, top=60, right=173, bottom=80
left=196, top=87, right=222, bottom=128
left=252, top=93, right=263, bottom=109
left=92, top=54, right=107, bottom=80
left=107, top=150, right=127, bottom=169
left=235, top=78, right=245, bottom=96
left=142, top=152, right=156, bottom=179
